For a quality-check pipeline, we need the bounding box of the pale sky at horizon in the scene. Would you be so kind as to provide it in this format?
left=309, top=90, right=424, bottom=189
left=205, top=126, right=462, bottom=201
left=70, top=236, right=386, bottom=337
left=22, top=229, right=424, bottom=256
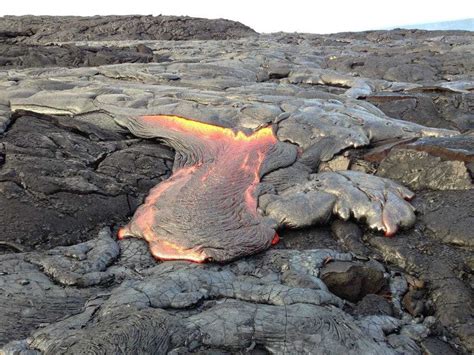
left=2, top=0, right=473, bottom=34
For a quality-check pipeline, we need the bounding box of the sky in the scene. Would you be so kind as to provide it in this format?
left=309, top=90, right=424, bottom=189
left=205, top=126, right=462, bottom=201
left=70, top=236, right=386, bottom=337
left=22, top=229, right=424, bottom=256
left=2, top=0, right=473, bottom=34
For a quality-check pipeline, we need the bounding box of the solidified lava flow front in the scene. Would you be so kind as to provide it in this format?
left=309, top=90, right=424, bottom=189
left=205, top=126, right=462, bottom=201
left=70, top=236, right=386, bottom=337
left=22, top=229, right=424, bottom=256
left=118, top=115, right=297, bottom=262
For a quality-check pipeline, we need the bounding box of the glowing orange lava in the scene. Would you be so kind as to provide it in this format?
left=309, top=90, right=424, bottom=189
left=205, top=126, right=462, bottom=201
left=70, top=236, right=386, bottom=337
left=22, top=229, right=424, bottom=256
left=140, top=115, right=276, bottom=143
left=119, top=115, right=283, bottom=263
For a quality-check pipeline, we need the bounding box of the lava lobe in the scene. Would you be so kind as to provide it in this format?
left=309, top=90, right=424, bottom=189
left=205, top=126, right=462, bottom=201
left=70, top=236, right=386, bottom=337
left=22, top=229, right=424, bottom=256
left=118, top=115, right=297, bottom=262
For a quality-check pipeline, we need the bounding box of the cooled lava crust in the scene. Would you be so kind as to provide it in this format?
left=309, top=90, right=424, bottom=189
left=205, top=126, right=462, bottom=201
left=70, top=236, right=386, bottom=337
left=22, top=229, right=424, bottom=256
left=119, top=115, right=297, bottom=262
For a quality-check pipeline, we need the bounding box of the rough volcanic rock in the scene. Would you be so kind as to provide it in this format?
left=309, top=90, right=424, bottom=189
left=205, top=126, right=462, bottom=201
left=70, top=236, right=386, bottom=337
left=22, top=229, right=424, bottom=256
left=367, top=217, right=473, bottom=352
left=406, top=135, right=474, bottom=164
left=403, top=287, right=427, bottom=317
left=0, top=15, right=257, bottom=43
left=0, top=43, right=157, bottom=68
left=279, top=226, right=339, bottom=251
left=354, top=294, right=394, bottom=316
left=330, top=220, right=369, bottom=256
left=377, top=148, right=472, bottom=190
left=366, top=92, right=474, bottom=132
left=364, top=135, right=474, bottom=166
left=0, top=19, right=472, bottom=354
left=325, top=29, right=474, bottom=82
left=0, top=16, right=256, bottom=69
left=413, top=190, right=474, bottom=248
left=1, top=237, right=406, bottom=354
left=0, top=114, right=172, bottom=251
left=421, top=338, right=459, bottom=355
left=0, top=229, right=140, bottom=345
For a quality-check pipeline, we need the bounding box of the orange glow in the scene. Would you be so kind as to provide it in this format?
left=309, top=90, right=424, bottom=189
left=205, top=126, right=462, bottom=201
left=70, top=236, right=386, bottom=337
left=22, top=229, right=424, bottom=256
left=271, top=233, right=280, bottom=245
left=119, top=115, right=280, bottom=262
left=382, top=207, right=396, bottom=238
left=119, top=166, right=205, bottom=261
left=142, top=115, right=276, bottom=143
left=149, top=239, right=207, bottom=263
left=243, top=151, right=266, bottom=214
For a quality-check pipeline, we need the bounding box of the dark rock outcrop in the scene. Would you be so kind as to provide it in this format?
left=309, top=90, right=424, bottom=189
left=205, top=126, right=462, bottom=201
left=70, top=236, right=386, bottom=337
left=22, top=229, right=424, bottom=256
left=0, top=15, right=257, bottom=43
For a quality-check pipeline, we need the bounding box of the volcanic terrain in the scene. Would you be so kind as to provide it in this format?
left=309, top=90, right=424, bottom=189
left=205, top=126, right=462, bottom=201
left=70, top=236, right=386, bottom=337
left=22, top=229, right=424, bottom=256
left=0, top=15, right=473, bottom=354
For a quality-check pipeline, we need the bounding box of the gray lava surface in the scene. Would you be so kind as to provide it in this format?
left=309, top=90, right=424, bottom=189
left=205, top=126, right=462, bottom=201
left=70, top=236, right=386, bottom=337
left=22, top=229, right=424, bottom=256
left=0, top=15, right=472, bottom=354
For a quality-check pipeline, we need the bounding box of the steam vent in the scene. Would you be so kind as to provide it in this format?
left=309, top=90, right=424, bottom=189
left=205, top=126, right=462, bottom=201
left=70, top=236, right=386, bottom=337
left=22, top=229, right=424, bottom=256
left=0, top=15, right=473, bottom=354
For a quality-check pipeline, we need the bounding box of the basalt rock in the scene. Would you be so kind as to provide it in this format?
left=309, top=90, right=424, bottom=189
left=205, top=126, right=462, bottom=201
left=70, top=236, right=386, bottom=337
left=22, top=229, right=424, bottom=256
left=0, top=19, right=472, bottom=354
left=0, top=114, right=173, bottom=251
left=0, top=15, right=257, bottom=44
left=354, top=294, right=394, bottom=317
left=1, top=235, right=408, bottom=354
left=0, top=43, right=156, bottom=69
left=377, top=149, right=472, bottom=191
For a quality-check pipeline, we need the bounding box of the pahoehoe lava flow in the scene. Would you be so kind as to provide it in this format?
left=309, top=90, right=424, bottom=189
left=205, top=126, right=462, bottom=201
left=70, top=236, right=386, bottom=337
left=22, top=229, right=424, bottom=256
left=118, top=115, right=298, bottom=262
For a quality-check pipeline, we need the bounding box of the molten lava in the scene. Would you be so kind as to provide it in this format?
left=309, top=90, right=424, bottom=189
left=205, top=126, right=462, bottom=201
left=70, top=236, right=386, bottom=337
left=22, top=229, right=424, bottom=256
left=119, top=115, right=297, bottom=262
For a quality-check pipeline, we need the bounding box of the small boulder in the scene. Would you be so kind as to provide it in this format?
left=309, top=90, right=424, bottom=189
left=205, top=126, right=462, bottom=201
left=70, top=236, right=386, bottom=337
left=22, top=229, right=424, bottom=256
left=353, top=294, right=393, bottom=316
left=402, top=288, right=426, bottom=317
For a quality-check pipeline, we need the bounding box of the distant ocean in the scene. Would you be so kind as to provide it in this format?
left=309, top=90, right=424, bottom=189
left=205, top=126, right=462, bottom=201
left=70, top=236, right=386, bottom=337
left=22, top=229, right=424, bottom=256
left=388, top=18, right=473, bottom=31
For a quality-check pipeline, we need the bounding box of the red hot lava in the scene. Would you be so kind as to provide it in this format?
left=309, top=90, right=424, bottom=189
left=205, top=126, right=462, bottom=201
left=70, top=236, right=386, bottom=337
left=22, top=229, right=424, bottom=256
left=119, top=115, right=296, bottom=262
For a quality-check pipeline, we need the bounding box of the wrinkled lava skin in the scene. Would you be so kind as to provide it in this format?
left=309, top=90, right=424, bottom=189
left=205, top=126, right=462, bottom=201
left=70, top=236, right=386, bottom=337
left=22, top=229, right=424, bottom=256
left=119, top=115, right=297, bottom=262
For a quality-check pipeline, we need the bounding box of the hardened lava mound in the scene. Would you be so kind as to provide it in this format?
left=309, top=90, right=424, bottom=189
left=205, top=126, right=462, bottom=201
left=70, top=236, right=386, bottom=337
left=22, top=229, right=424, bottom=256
left=118, top=115, right=297, bottom=262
